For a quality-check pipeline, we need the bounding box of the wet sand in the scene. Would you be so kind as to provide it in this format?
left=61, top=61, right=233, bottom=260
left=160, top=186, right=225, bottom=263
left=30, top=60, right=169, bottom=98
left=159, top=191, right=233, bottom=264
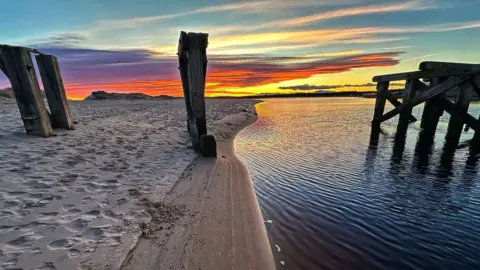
left=121, top=103, right=276, bottom=270
left=0, top=98, right=274, bottom=269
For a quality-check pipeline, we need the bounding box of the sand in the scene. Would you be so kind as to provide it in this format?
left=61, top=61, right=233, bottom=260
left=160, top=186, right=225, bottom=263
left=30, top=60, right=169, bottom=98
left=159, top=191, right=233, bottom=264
left=0, top=99, right=274, bottom=269
left=121, top=102, right=275, bottom=270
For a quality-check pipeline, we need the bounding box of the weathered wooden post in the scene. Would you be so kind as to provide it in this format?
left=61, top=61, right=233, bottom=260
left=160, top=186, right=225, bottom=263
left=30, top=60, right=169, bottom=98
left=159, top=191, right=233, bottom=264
left=36, top=54, right=73, bottom=129
left=444, top=80, right=474, bottom=146
left=420, top=77, right=445, bottom=136
left=0, top=45, right=53, bottom=137
left=372, top=82, right=389, bottom=128
left=178, top=31, right=217, bottom=157
left=395, top=79, right=418, bottom=140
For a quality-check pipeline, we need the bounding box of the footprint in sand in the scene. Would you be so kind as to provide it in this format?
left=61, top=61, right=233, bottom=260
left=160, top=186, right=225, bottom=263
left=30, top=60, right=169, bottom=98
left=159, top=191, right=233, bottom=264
left=6, top=233, right=43, bottom=248
left=47, top=239, right=76, bottom=250
left=68, top=248, right=81, bottom=258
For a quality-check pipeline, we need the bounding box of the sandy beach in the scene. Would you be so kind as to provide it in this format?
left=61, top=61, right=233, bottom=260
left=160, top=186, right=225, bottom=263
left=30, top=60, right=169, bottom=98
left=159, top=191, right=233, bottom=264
left=0, top=98, right=274, bottom=270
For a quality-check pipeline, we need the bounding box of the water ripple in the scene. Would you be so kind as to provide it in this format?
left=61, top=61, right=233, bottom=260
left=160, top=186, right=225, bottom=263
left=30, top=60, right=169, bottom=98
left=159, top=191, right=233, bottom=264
left=236, top=98, right=480, bottom=270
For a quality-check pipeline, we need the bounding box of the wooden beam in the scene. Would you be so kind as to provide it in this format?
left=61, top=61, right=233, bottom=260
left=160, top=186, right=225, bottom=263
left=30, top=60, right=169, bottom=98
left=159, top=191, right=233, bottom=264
left=372, top=81, right=389, bottom=128
left=373, top=69, right=480, bottom=82
left=420, top=61, right=480, bottom=71
left=0, top=45, right=53, bottom=137
left=374, top=76, right=467, bottom=123
left=444, top=81, right=474, bottom=147
left=385, top=93, right=417, bottom=122
left=36, top=54, right=74, bottom=130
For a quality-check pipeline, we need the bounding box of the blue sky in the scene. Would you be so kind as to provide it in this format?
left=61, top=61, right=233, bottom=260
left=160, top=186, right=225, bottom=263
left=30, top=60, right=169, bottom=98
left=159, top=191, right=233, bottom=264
left=1, top=0, right=480, bottom=98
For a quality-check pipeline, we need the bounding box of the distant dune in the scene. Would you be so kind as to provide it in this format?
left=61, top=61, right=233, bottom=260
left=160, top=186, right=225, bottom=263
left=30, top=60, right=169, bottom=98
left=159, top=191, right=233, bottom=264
left=84, top=90, right=177, bottom=100
left=0, top=88, right=14, bottom=99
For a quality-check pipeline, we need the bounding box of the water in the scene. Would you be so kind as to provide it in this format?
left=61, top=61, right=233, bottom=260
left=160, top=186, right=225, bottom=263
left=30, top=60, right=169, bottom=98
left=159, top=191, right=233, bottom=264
left=235, top=98, right=480, bottom=270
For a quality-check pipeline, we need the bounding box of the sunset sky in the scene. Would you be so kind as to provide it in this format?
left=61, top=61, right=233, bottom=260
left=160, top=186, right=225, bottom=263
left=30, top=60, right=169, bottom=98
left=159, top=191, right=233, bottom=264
left=1, top=0, right=480, bottom=99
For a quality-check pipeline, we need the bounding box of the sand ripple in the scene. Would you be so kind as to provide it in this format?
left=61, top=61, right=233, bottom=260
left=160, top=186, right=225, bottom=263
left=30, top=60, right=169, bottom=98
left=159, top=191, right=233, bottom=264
left=0, top=99, right=256, bottom=270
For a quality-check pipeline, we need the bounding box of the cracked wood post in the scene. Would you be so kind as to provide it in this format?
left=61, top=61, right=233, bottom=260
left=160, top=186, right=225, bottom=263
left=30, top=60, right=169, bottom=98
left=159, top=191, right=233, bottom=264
left=178, top=31, right=193, bottom=135
left=395, top=79, right=418, bottom=141
left=36, top=54, right=73, bottom=130
left=0, top=45, right=53, bottom=137
left=445, top=80, right=474, bottom=147
left=178, top=32, right=216, bottom=157
left=372, top=81, right=389, bottom=128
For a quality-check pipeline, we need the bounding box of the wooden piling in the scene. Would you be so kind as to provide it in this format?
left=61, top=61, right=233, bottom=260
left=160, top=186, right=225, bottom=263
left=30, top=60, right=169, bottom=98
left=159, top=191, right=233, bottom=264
left=395, top=79, right=418, bottom=139
left=36, top=54, right=73, bottom=130
left=178, top=32, right=216, bottom=157
left=444, top=80, right=474, bottom=147
left=372, top=81, right=389, bottom=128
left=186, top=32, right=208, bottom=138
left=420, top=77, right=445, bottom=136
left=0, top=45, right=53, bottom=137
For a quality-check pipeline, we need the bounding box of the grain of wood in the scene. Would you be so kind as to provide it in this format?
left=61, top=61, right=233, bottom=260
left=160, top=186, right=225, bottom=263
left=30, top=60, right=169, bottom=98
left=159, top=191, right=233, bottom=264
left=0, top=45, right=53, bottom=137
left=36, top=54, right=73, bottom=130
left=445, top=81, right=474, bottom=146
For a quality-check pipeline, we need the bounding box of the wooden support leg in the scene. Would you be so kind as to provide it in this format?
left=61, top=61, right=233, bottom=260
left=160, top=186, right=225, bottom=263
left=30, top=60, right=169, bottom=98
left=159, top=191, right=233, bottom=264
left=0, top=46, right=53, bottom=137
left=386, top=93, right=417, bottom=122
left=420, top=77, right=445, bottom=137
left=395, top=79, right=418, bottom=140
left=413, top=128, right=435, bottom=172
left=372, top=81, right=389, bottom=128
left=445, top=81, right=474, bottom=147
left=36, top=54, right=73, bottom=130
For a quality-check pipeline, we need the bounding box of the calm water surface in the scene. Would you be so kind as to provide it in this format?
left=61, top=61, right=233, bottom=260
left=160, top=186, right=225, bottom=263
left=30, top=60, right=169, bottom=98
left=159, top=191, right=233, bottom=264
left=235, top=98, right=480, bottom=270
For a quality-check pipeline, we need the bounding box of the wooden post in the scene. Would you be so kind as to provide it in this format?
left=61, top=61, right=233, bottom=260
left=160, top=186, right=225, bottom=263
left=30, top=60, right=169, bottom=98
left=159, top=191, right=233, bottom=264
left=186, top=32, right=208, bottom=138
left=36, top=54, right=73, bottom=129
left=445, top=80, right=474, bottom=147
left=420, top=77, right=445, bottom=136
left=372, top=81, right=389, bottom=128
left=178, top=32, right=216, bottom=157
left=0, top=45, right=53, bottom=137
left=178, top=32, right=194, bottom=134
left=395, top=79, right=418, bottom=140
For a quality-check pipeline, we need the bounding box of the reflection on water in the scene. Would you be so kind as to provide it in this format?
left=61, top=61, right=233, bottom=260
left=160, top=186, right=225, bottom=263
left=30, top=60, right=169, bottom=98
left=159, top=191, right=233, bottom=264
left=235, top=98, right=480, bottom=270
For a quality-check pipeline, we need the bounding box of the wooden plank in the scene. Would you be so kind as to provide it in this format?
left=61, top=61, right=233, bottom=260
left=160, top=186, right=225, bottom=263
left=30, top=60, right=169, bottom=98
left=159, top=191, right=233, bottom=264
left=36, top=54, right=73, bottom=130
left=372, top=81, right=388, bottom=128
left=420, top=61, right=480, bottom=71
left=373, top=68, right=480, bottom=82
left=0, top=45, right=53, bottom=137
left=374, top=76, right=469, bottom=123
left=385, top=93, right=417, bottom=122
left=444, top=81, right=473, bottom=146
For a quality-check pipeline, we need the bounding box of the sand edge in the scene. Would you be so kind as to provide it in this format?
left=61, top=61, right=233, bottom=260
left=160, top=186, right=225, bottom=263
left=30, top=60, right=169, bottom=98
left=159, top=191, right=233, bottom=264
left=121, top=102, right=276, bottom=270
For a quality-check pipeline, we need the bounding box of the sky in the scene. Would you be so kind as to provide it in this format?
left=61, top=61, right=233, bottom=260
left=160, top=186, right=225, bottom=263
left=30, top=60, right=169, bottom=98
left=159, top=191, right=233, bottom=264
left=1, top=0, right=480, bottom=99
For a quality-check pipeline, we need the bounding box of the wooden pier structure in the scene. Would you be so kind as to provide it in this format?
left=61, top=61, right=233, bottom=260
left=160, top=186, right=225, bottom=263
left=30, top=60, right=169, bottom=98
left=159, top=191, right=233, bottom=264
left=177, top=31, right=217, bottom=157
left=372, top=61, right=480, bottom=150
left=0, top=45, right=73, bottom=137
